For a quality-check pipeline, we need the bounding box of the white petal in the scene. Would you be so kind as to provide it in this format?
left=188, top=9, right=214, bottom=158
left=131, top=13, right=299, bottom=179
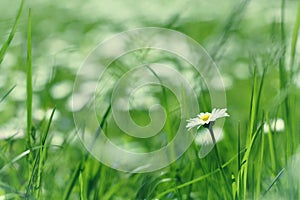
left=186, top=108, right=229, bottom=131
left=186, top=117, right=204, bottom=130
left=197, top=113, right=205, bottom=118
left=210, top=108, right=229, bottom=121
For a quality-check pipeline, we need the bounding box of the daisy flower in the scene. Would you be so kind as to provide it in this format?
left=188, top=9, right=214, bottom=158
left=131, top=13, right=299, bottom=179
left=186, top=108, right=229, bottom=130
left=187, top=108, right=230, bottom=186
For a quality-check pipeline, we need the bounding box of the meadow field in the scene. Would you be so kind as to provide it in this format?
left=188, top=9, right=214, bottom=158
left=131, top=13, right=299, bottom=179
left=0, top=0, right=300, bottom=199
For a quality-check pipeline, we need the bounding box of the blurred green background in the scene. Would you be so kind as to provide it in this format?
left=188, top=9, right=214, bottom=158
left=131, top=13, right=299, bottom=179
left=1, top=0, right=298, bottom=140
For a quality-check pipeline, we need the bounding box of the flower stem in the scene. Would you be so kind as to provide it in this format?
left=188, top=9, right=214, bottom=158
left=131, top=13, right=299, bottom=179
left=208, top=123, right=232, bottom=199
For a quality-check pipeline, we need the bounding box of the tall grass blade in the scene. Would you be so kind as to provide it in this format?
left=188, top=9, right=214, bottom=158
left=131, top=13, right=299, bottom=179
left=266, top=114, right=277, bottom=173
left=35, top=107, right=56, bottom=198
left=290, top=0, right=300, bottom=73
left=62, top=162, right=82, bottom=200
left=154, top=149, right=245, bottom=199
left=79, top=171, right=86, bottom=200
left=0, top=0, right=24, bottom=64
left=255, top=113, right=265, bottom=198
left=241, top=121, right=264, bottom=199
left=26, top=9, right=33, bottom=152
left=279, top=0, right=293, bottom=164
left=63, top=105, right=111, bottom=199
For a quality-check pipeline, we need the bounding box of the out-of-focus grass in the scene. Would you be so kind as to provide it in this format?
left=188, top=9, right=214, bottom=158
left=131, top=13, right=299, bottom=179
left=0, top=0, right=300, bottom=199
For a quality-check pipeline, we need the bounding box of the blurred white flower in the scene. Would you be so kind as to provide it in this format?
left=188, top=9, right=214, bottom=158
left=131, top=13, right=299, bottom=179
left=0, top=120, right=24, bottom=140
left=263, top=118, right=285, bottom=133
left=51, top=131, right=65, bottom=146
left=186, top=108, right=229, bottom=130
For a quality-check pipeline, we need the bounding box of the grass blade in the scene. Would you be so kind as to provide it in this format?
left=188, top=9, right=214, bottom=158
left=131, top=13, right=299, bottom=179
left=0, top=0, right=24, bottom=64
left=0, top=150, right=31, bottom=174
left=290, top=0, right=300, bottom=74
left=26, top=8, right=33, bottom=151
left=62, top=105, right=111, bottom=199
left=62, top=162, right=82, bottom=200
left=0, top=146, right=54, bottom=174
left=154, top=149, right=245, bottom=199
left=35, top=107, right=56, bottom=198
left=210, top=0, right=250, bottom=61
left=0, top=85, right=16, bottom=103
left=262, top=168, right=285, bottom=197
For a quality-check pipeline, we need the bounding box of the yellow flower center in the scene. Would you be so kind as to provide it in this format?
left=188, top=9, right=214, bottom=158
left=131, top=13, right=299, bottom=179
left=200, top=113, right=211, bottom=121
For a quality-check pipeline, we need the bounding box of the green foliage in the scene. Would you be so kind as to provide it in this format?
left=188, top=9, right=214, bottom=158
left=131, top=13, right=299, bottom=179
left=0, top=0, right=300, bottom=199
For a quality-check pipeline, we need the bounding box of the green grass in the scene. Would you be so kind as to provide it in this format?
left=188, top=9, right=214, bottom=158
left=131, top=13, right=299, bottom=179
left=0, top=0, right=24, bottom=65
left=0, top=0, right=300, bottom=199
